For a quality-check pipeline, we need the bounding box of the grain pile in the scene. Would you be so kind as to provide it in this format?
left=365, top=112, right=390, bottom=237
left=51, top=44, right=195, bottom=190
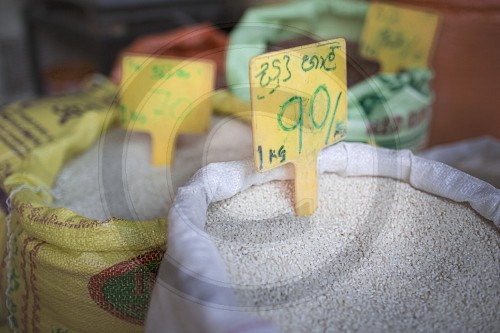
left=206, top=173, right=500, bottom=332
left=51, top=116, right=253, bottom=220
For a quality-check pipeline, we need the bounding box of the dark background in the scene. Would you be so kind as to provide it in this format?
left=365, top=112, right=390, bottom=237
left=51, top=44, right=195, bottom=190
left=1, top=0, right=499, bottom=147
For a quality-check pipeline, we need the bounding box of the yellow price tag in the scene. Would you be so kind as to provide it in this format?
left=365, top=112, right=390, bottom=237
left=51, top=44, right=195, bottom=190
left=119, top=55, right=215, bottom=165
left=360, top=2, right=440, bottom=73
left=250, top=38, right=347, bottom=216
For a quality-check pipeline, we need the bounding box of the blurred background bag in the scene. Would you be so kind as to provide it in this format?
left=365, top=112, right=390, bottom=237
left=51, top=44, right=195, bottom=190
left=222, top=0, right=435, bottom=151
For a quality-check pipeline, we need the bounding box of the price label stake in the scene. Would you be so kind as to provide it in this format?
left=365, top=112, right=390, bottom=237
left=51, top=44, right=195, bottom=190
left=360, top=2, right=440, bottom=73
left=119, top=55, right=215, bottom=165
left=250, top=38, right=347, bottom=216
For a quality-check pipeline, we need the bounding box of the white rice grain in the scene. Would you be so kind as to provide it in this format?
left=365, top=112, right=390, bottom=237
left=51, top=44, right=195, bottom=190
left=51, top=116, right=253, bottom=221
left=206, top=174, right=500, bottom=333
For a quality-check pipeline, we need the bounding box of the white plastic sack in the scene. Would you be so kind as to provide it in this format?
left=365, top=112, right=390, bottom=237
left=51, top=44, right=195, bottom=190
left=418, top=136, right=500, bottom=188
left=146, top=142, right=500, bottom=333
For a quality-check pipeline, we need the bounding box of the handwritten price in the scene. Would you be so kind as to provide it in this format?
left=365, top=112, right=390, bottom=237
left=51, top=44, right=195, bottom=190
left=250, top=38, right=347, bottom=216
left=120, top=89, right=193, bottom=126
left=360, top=3, right=440, bottom=72
left=278, top=84, right=343, bottom=154
left=119, top=55, right=214, bottom=165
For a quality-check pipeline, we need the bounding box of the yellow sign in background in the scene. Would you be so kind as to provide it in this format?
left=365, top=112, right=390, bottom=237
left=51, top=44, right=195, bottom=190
left=250, top=38, right=347, bottom=216
left=360, top=2, right=440, bottom=73
left=119, top=55, right=215, bottom=165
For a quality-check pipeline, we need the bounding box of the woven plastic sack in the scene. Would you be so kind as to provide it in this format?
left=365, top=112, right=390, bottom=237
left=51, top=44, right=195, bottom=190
left=417, top=136, right=500, bottom=188
left=0, top=207, right=7, bottom=333
left=0, top=75, right=118, bottom=332
left=221, top=0, right=434, bottom=150
left=1, top=89, right=167, bottom=332
left=0, top=75, right=117, bottom=186
left=146, top=142, right=499, bottom=333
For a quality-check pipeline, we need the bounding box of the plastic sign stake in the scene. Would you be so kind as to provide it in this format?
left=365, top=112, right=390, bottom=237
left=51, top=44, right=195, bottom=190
left=119, top=55, right=215, bottom=166
left=360, top=2, right=440, bottom=73
left=250, top=38, right=347, bottom=216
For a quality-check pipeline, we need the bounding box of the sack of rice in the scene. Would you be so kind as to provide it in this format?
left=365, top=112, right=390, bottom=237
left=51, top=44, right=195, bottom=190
left=1, top=102, right=166, bottom=333
left=2, top=91, right=253, bottom=333
left=146, top=142, right=500, bottom=333
left=0, top=76, right=119, bottom=332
